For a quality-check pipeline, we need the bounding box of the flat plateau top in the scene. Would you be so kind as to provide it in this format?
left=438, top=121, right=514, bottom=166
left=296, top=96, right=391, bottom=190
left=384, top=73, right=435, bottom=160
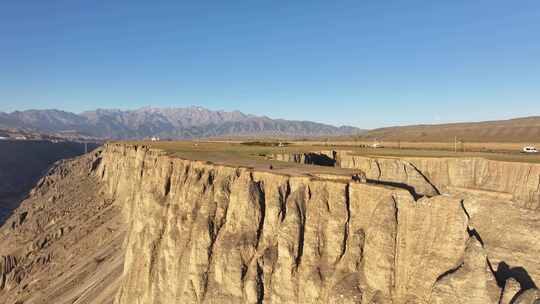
left=119, top=141, right=362, bottom=176
left=116, top=141, right=540, bottom=176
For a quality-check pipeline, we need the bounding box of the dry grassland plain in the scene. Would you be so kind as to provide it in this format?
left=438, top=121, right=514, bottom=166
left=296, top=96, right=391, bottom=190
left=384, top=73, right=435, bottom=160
left=120, top=140, right=540, bottom=166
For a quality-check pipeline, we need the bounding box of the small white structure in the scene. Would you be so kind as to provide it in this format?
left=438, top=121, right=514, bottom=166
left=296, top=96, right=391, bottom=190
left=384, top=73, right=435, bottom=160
left=0, top=136, right=8, bottom=140
left=522, top=146, right=538, bottom=153
left=370, top=138, right=382, bottom=148
left=151, top=136, right=160, bottom=142
left=15, top=136, right=27, bottom=140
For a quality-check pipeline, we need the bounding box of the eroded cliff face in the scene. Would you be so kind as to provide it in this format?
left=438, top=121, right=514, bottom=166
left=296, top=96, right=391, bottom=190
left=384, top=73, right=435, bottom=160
left=274, top=151, right=540, bottom=209
left=97, top=144, right=540, bottom=304
left=0, top=149, right=124, bottom=304
left=2, top=144, right=540, bottom=304
left=0, top=140, right=97, bottom=225
left=341, top=152, right=540, bottom=210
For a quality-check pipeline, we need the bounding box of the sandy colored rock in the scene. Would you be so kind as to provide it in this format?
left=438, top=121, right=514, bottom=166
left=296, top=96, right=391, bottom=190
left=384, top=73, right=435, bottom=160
left=430, top=236, right=500, bottom=304
left=336, top=153, right=540, bottom=209
left=350, top=183, right=400, bottom=303
left=101, top=144, right=480, bottom=304
left=462, top=197, right=540, bottom=287
left=339, top=155, right=440, bottom=197
left=101, top=145, right=366, bottom=303
left=3, top=143, right=540, bottom=304
left=393, top=195, right=469, bottom=303
left=0, top=149, right=124, bottom=304
left=276, top=151, right=540, bottom=209
left=500, top=277, right=522, bottom=304
left=513, top=288, right=540, bottom=304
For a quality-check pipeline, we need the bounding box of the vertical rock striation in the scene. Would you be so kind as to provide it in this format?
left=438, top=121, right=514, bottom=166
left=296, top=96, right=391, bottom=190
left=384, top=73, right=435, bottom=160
left=98, top=144, right=540, bottom=304
left=336, top=153, right=540, bottom=210
left=3, top=143, right=540, bottom=303
left=430, top=237, right=500, bottom=304
left=274, top=151, right=540, bottom=209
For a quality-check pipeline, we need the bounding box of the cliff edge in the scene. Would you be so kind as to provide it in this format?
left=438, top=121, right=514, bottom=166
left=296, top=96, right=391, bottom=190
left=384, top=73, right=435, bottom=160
left=1, top=143, right=540, bottom=303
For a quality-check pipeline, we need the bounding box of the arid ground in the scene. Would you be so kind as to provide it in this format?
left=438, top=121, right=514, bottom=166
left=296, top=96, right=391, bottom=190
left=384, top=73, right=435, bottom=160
left=2, top=140, right=540, bottom=303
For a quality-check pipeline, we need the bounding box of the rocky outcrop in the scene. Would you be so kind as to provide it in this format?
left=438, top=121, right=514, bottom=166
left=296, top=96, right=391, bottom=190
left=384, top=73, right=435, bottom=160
left=100, top=145, right=369, bottom=303
left=462, top=196, right=540, bottom=288
left=2, top=143, right=540, bottom=303
left=500, top=277, right=522, bottom=304
left=95, top=144, right=540, bottom=304
left=0, top=255, right=17, bottom=290
left=0, top=140, right=96, bottom=196
left=394, top=195, right=468, bottom=303
left=430, top=237, right=500, bottom=303
left=513, top=288, right=540, bottom=304
left=273, top=151, right=440, bottom=198
left=0, top=149, right=123, bottom=304
left=0, top=140, right=99, bottom=226
left=274, top=151, right=540, bottom=209
left=338, top=153, right=540, bottom=210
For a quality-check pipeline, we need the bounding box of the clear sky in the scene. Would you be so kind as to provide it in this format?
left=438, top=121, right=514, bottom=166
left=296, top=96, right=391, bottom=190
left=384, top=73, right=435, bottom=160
left=1, top=1, right=539, bottom=128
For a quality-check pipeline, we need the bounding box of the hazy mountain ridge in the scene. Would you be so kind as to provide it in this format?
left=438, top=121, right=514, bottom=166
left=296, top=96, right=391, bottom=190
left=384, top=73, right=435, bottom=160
left=0, top=106, right=364, bottom=139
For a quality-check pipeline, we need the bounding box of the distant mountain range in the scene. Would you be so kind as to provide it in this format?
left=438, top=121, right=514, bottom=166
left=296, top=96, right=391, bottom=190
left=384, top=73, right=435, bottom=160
left=0, top=107, right=364, bottom=139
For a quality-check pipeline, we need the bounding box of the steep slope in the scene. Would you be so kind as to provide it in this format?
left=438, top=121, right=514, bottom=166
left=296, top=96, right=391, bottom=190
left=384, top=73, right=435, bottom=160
left=2, top=144, right=540, bottom=303
left=274, top=150, right=540, bottom=209
left=0, top=107, right=363, bottom=139
left=98, top=145, right=469, bottom=303
left=0, top=140, right=98, bottom=224
left=0, top=149, right=124, bottom=304
left=99, top=144, right=539, bottom=303
left=337, top=153, right=540, bottom=210
left=430, top=237, right=500, bottom=304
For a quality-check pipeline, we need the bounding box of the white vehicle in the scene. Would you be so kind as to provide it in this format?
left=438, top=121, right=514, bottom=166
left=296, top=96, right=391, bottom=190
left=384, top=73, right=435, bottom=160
left=370, top=139, right=382, bottom=148
left=522, top=146, right=538, bottom=153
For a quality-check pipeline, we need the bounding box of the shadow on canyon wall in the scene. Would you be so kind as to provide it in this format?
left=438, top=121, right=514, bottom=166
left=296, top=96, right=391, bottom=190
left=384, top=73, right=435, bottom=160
left=303, top=152, right=337, bottom=167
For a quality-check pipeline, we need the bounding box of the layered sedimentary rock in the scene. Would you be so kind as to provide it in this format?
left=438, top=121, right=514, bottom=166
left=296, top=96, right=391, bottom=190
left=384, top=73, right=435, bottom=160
left=462, top=196, right=540, bottom=291
left=274, top=151, right=540, bottom=209
left=100, top=145, right=369, bottom=303
left=97, top=144, right=540, bottom=303
left=500, top=278, right=522, bottom=304
left=339, top=153, right=540, bottom=210
left=2, top=144, right=540, bottom=303
left=514, top=288, right=540, bottom=303
left=430, top=237, right=500, bottom=304
left=0, top=149, right=124, bottom=304
left=0, top=140, right=96, bottom=224
left=273, top=151, right=440, bottom=198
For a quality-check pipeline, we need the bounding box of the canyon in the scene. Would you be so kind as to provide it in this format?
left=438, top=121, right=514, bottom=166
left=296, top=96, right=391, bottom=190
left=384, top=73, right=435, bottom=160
left=0, top=140, right=98, bottom=225
left=273, top=150, right=540, bottom=209
left=1, top=143, right=540, bottom=303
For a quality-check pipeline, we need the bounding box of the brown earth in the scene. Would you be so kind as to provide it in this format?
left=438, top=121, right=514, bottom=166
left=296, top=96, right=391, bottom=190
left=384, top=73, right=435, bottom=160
left=0, top=150, right=123, bottom=304
left=356, top=116, right=540, bottom=143
left=0, top=140, right=99, bottom=225
left=1, top=142, right=540, bottom=303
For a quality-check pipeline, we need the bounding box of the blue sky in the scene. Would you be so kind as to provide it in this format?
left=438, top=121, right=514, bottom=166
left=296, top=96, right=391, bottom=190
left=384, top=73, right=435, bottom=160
left=1, top=1, right=539, bottom=128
